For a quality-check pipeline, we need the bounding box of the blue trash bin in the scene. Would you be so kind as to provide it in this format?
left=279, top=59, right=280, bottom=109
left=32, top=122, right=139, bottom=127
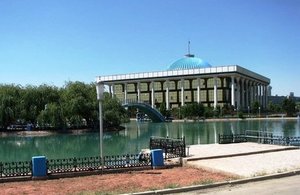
left=151, top=149, right=164, bottom=168
left=32, top=156, right=47, bottom=178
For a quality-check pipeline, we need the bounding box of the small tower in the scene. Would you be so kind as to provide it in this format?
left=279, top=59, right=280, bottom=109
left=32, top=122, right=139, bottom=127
left=185, top=41, right=194, bottom=58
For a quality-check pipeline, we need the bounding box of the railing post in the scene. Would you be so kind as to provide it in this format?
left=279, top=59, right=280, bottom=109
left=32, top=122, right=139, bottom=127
left=149, top=137, right=152, bottom=149
left=183, top=136, right=186, bottom=157
left=73, top=157, right=77, bottom=172
left=0, top=162, right=2, bottom=178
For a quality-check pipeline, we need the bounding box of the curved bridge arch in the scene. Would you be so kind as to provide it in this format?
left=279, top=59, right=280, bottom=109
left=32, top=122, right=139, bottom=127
left=122, top=101, right=165, bottom=122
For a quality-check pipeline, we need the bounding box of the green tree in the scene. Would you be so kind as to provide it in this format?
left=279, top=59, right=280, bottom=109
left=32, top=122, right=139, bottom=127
left=181, top=103, right=205, bottom=119
left=251, top=101, right=260, bottom=115
left=102, top=93, right=128, bottom=128
left=0, top=84, right=22, bottom=128
left=159, top=103, right=171, bottom=118
left=62, top=81, right=96, bottom=128
left=268, top=101, right=282, bottom=114
left=0, top=82, right=129, bottom=131
left=282, top=98, right=296, bottom=117
left=20, top=85, right=61, bottom=124
left=37, top=103, right=64, bottom=130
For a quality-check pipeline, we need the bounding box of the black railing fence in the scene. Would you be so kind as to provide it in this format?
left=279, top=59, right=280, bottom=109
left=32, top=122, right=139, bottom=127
left=261, top=136, right=300, bottom=146
left=1, top=153, right=151, bottom=178
left=0, top=161, right=32, bottom=178
left=219, top=132, right=300, bottom=146
left=218, top=134, right=247, bottom=144
left=150, top=136, right=186, bottom=159
left=47, top=156, right=101, bottom=173
left=47, top=154, right=151, bottom=174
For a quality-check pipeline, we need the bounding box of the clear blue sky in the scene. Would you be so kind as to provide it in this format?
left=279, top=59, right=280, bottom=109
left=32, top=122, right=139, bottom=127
left=0, top=0, right=299, bottom=96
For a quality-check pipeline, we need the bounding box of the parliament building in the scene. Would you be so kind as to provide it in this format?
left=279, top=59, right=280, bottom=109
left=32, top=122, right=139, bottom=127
left=96, top=52, right=270, bottom=111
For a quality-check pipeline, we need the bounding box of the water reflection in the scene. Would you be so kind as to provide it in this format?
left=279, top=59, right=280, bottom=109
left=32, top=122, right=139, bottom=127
left=1, top=119, right=300, bottom=162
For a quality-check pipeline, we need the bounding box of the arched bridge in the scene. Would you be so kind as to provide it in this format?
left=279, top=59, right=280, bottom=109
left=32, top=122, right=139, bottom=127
left=122, top=101, right=165, bottom=122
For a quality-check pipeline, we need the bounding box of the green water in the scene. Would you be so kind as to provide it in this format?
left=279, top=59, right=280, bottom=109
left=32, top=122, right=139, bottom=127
left=1, top=119, right=300, bottom=162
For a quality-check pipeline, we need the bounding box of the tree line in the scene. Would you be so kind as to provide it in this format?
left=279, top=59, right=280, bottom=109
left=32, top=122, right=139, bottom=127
left=0, top=82, right=128, bottom=131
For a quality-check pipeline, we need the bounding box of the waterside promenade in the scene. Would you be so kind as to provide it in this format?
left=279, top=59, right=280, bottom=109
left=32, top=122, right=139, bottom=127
left=186, top=143, right=300, bottom=177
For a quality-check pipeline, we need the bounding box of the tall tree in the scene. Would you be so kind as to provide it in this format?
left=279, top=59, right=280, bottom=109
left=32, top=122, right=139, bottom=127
left=62, top=81, right=97, bottom=128
left=0, top=84, right=22, bottom=128
left=282, top=98, right=296, bottom=117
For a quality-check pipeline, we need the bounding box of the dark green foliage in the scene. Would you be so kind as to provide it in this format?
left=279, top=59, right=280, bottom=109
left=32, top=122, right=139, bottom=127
left=180, top=103, right=205, bottom=119
left=267, top=101, right=282, bottom=113
left=159, top=103, right=171, bottom=118
left=102, top=93, right=128, bottom=128
left=238, top=111, right=245, bottom=119
left=0, top=82, right=128, bottom=131
left=204, top=107, right=214, bottom=118
left=282, top=98, right=296, bottom=117
left=171, top=107, right=180, bottom=119
left=251, top=101, right=260, bottom=114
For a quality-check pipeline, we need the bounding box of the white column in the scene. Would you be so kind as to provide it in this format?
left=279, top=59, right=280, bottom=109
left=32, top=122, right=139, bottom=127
left=236, top=77, right=240, bottom=110
left=197, top=78, right=201, bottom=103
left=259, top=83, right=262, bottom=106
left=249, top=81, right=253, bottom=105
left=151, top=81, right=155, bottom=108
left=245, top=80, right=249, bottom=107
left=231, top=76, right=235, bottom=107
left=137, top=82, right=141, bottom=102
left=255, top=83, right=259, bottom=103
left=262, top=85, right=264, bottom=107
left=112, top=84, right=115, bottom=97
left=262, top=85, right=266, bottom=108
left=265, top=85, right=268, bottom=108
left=124, top=83, right=127, bottom=103
left=213, top=77, right=218, bottom=109
left=165, top=80, right=170, bottom=110
left=240, top=78, right=244, bottom=109
left=253, top=82, right=256, bottom=103
left=181, top=79, right=185, bottom=106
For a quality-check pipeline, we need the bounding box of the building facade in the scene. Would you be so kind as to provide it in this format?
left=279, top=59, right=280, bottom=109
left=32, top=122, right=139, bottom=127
left=96, top=54, right=270, bottom=111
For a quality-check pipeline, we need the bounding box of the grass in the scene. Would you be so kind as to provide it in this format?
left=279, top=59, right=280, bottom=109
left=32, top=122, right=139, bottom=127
left=165, top=183, right=180, bottom=189
left=148, top=187, right=160, bottom=191
left=193, top=178, right=215, bottom=185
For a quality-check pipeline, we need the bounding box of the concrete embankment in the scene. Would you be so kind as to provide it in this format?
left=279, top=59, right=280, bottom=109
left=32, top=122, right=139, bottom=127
left=185, top=143, right=300, bottom=177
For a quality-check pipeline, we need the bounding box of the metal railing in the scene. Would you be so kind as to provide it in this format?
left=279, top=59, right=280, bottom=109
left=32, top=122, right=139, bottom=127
left=47, top=154, right=151, bottom=174
left=0, top=153, right=151, bottom=178
left=218, top=134, right=247, bottom=144
left=0, top=161, right=32, bottom=178
left=150, top=136, right=186, bottom=159
left=219, top=132, right=300, bottom=146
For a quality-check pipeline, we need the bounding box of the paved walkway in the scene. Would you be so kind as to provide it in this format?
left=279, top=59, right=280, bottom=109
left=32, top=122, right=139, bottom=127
left=186, top=143, right=300, bottom=177
left=176, top=174, right=300, bottom=195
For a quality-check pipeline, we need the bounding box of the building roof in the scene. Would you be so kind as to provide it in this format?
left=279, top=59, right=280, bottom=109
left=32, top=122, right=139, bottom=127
left=167, top=54, right=211, bottom=70
left=96, top=65, right=270, bottom=85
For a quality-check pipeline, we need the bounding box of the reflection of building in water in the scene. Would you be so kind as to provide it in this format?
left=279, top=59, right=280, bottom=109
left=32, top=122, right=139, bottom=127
left=96, top=51, right=270, bottom=111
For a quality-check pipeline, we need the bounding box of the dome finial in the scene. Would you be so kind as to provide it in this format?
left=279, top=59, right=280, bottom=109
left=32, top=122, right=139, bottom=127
left=185, top=40, right=194, bottom=58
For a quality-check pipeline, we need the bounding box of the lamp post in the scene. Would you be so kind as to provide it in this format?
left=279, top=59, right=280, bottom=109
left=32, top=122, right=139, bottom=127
left=259, top=106, right=261, bottom=118
left=96, top=82, right=104, bottom=170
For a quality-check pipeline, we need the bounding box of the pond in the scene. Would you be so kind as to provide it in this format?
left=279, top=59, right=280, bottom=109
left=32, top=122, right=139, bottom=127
left=0, top=119, right=300, bottom=162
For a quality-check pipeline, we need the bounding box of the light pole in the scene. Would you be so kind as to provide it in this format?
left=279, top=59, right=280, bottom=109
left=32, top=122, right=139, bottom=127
left=259, top=107, right=261, bottom=118
left=96, top=82, right=104, bottom=170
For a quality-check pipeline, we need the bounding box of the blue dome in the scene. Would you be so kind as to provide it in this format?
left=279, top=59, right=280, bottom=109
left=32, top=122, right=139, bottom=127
left=168, top=55, right=211, bottom=70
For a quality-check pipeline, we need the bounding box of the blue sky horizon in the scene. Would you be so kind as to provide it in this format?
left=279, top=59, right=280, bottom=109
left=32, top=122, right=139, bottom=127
left=0, top=0, right=299, bottom=96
